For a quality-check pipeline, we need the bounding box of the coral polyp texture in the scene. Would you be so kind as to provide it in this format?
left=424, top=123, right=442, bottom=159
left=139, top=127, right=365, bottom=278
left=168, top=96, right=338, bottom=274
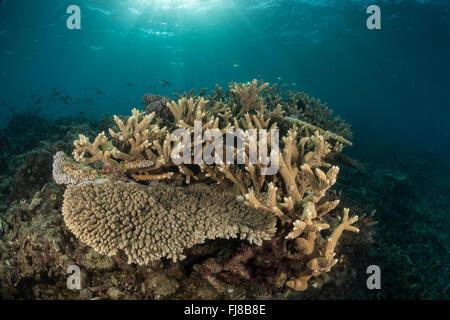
left=142, top=94, right=174, bottom=124
left=62, top=180, right=276, bottom=264
left=55, top=80, right=361, bottom=292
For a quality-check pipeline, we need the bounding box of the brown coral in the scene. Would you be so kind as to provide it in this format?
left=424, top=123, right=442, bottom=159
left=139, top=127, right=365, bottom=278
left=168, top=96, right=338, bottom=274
left=62, top=180, right=277, bottom=265
left=284, top=91, right=353, bottom=140
left=142, top=94, right=174, bottom=123
left=230, top=79, right=269, bottom=116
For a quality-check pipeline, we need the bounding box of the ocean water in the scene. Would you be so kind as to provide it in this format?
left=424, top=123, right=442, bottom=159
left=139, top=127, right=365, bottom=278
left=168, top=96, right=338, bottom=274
left=1, top=0, right=449, bottom=155
left=0, top=0, right=449, bottom=300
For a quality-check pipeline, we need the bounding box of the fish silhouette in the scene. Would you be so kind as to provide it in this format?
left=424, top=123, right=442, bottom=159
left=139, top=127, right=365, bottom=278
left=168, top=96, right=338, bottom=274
left=91, top=88, right=104, bottom=95
left=159, top=80, right=171, bottom=87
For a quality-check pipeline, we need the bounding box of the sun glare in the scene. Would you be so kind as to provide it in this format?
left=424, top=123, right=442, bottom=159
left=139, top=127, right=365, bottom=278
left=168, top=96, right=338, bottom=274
left=134, top=0, right=199, bottom=9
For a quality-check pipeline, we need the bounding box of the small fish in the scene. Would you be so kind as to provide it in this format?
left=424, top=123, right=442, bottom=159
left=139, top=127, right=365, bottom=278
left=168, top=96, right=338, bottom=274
left=277, top=77, right=283, bottom=80
left=91, top=88, right=104, bottom=95
left=89, top=45, right=103, bottom=51
left=159, top=80, right=171, bottom=87
left=126, top=83, right=136, bottom=87
left=50, top=88, right=65, bottom=96
left=34, top=97, right=43, bottom=104
left=31, top=106, right=42, bottom=114
left=257, top=73, right=263, bottom=78
left=233, top=64, right=240, bottom=68
left=291, top=82, right=297, bottom=86
left=173, top=90, right=185, bottom=93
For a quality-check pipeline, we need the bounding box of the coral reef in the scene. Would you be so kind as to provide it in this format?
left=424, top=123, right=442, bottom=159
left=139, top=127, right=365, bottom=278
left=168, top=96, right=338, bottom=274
left=0, top=178, right=374, bottom=300
left=1, top=89, right=448, bottom=299
left=58, top=80, right=362, bottom=291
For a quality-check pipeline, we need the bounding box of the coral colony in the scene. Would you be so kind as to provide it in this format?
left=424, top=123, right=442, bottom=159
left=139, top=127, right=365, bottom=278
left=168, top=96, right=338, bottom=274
left=52, top=79, right=361, bottom=292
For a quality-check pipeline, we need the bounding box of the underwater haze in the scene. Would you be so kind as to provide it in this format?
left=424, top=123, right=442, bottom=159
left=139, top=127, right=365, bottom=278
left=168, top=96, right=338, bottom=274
left=1, top=0, right=449, bottom=155
left=0, top=0, right=449, bottom=300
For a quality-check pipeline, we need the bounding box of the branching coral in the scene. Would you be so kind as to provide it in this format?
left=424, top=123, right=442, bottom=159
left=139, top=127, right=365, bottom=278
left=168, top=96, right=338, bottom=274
left=72, top=108, right=174, bottom=181
left=230, top=79, right=269, bottom=116
left=284, top=91, right=353, bottom=140
left=285, top=208, right=359, bottom=291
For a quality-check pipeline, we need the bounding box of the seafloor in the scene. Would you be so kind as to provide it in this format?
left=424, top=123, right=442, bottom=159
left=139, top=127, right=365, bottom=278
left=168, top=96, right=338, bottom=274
left=0, top=95, right=448, bottom=300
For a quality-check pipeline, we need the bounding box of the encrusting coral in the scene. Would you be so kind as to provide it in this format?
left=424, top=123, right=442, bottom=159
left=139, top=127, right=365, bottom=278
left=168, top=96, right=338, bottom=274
left=55, top=79, right=361, bottom=292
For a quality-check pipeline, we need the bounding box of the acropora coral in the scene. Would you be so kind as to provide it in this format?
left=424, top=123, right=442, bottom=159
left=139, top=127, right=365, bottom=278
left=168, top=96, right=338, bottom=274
left=55, top=80, right=360, bottom=291
left=62, top=180, right=276, bottom=264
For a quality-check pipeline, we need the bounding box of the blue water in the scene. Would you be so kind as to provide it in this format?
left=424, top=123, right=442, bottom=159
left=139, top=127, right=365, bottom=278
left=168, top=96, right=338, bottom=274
left=0, top=0, right=449, bottom=156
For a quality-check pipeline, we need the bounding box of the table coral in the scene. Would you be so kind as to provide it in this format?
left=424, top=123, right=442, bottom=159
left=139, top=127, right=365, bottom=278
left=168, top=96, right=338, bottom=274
left=62, top=180, right=276, bottom=264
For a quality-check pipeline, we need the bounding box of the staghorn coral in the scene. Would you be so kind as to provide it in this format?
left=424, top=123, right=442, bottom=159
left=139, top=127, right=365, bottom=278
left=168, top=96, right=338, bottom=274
left=238, top=125, right=360, bottom=290
left=230, top=79, right=269, bottom=116
left=209, top=80, right=353, bottom=141
left=285, top=208, right=359, bottom=291
left=210, top=123, right=361, bottom=290
left=72, top=81, right=353, bottom=183
left=72, top=108, right=174, bottom=181
left=62, top=180, right=276, bottom=265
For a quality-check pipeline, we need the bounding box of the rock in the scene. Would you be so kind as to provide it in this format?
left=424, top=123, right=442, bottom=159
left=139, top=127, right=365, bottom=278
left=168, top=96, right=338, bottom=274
left=144, top=272, right=179, bottom=298
left=79, top=249, right=115, bottom=271
left=79, top=289, right=93, bottom=300
left=107, top=287, right=123, bottom=300
left=195, top=286, right=220, bottom=300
